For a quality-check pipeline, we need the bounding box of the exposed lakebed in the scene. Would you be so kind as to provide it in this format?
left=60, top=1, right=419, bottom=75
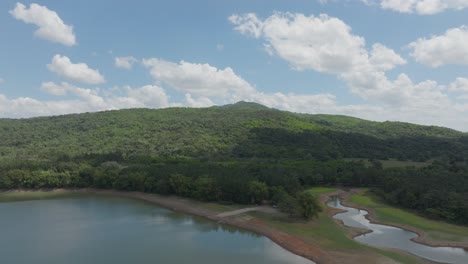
left=327, top=198, right=468, bottom=264
left=0, top=194, right=313, bottom=264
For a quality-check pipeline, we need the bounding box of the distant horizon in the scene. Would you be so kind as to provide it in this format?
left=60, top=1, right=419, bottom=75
left=1, top=1, right=468, bottom=130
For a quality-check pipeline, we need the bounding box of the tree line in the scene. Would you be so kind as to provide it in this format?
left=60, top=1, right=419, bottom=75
left=0, top=155, right=466, bottom=224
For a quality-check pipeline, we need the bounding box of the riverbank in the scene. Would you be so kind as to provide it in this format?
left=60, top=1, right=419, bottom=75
left=333, top=189, right=468, bottom=250
left=0, top=189, right=434, bottom=264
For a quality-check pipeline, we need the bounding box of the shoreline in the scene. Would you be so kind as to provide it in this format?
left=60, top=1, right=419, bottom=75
left=3, top=188, right=464, bottom=263
left=327, top=189, right=468, bottom=251
left=0, top=189, right=329, bottom=264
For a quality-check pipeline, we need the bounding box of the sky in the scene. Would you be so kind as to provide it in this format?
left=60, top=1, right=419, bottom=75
left=1, top=1, right=468, bottom=131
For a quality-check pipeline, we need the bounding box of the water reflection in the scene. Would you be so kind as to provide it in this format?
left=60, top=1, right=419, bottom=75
left=327, top=198, right=468, bottom=264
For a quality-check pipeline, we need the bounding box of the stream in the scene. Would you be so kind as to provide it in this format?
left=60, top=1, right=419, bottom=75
left=327, top=198, right=468, bottom=264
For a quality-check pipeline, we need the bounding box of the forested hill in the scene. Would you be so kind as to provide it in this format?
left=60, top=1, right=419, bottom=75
left=0, top=101, right=467, bottom=162
left=1, top=102, right=468, bottom=224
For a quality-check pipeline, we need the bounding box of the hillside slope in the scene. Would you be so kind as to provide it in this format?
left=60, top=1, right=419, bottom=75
left=0, top=101, right=466, bottom=162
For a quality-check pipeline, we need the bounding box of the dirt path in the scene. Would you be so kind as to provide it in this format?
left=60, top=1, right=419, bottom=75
left=216, top=206, right=274, bottom=217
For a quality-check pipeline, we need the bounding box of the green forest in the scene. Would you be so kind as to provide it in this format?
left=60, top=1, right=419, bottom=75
left=0, top=102, right=467, bottom=223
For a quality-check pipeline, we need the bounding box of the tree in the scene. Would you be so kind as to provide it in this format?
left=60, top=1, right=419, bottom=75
left=169, top=174, right=193, bottom=196
left=296, top=191, right=322, bottom=220
left=193, top=177, right=219, bottom=201
left=248, top=181, right=269, bottom=204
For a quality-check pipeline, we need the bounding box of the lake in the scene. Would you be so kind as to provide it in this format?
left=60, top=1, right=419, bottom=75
left=0, top=194, right=313, bottom=264
left=327, top=198, right=468, bottom=264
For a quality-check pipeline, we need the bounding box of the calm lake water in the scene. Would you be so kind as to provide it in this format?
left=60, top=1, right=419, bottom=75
left=327, top=198, right=468, bottom=264
left=0, top=195, right=314, bottom=264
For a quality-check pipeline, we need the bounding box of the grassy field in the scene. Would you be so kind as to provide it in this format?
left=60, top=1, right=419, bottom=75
left=350, top=191, right=468, bottom=242
left=307, top=187, right=337, bottom=196
left=249, top=187, right=423, bottom=264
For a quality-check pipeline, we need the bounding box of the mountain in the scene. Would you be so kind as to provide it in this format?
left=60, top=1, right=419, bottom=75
left=0, top=101, right=467, bottom=162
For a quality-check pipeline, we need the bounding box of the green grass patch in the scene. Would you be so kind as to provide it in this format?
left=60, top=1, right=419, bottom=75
left=250, top=210, right=422, bottom=263
left=0, top=191, right=83, bottom=203
left=251, top=210, right=363, bottom=250
left=307, top=187, right=337, bottom=196
left=350, top=192, right=468, bottom=242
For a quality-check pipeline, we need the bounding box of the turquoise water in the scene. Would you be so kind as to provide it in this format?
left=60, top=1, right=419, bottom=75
left=327, top=198, right=468, bottom=264
left=0, top=195, right=314, bottom=264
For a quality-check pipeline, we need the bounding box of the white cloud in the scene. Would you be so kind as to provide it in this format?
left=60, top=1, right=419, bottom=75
left=250, top=92, right=337, bottom=113
left=318, top=0, right=468, bottom=14
left=125, top=85, right=170, bottom=108
left=0, top=83, right=170, bottom=118
left=408, top=26, right=468, bottom=67
left=230, top=13, right=405, bottom=74
left=48, top=55, right=106, bottom=84
left=184, top=94, right=215, bottom=108
left=229, top=13, right=264, bottom=38
left=10, top=3, right=76, bottom=46
left=115, top=56, right=138, bottom=69
left=229, top=12, right=408, bottom=106
left=447, top=77, right=468, bottom=94
left=369, top=43, right=407, bottom=71
left=381, top=0, right=468, bottom=14
left=41, top=81, right=69, bottom=96
left=143, top=58, right=256, bottom=100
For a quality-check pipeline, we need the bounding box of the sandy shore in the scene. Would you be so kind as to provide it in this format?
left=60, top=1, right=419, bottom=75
left=328, top=189, right=468, bottom=250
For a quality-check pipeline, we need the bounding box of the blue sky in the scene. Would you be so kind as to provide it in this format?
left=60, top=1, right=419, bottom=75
left=1, top=1, right=468, bottom=131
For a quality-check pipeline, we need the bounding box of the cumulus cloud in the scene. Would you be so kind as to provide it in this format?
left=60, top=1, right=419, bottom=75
left=369, top=43, right=407, bottom=71
left=9, top=3, right=76, bottom=46
left=0, top=83, right=170, bottom=118
left=230, top=13, right=405, bottom=74
left=184, top=94, right=215, bottom=108
left=229, top=12, right=409, bottom=104
left=228, top=13, right=264, bottom=38
left=447, top=78, right=468, bottom=99
left=115, top=56, right=138, bottom=69
left=41, top=81, right=70, bottom=96
left=318, top=0, right=468, bottom=14
left=48, top=55, right=106, bottom=84
left=380, top=0, right=468, bottom=14
left=143, top=58, right=256, bottom=100
left=408, top=26, right=468, bottom=67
